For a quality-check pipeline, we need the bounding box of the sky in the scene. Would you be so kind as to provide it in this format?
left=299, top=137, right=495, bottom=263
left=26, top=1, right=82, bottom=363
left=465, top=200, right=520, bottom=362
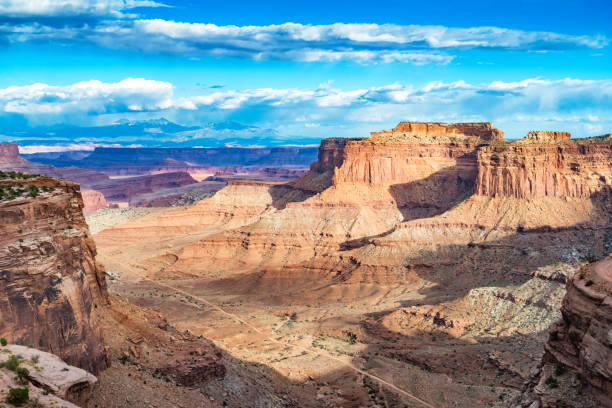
left=0, top=0, right=611, bottom=148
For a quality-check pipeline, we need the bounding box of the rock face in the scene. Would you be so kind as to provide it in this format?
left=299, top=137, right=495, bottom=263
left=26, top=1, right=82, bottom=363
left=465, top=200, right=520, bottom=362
left=90, top=171, right=198, bottom=203
left=0, top=143, right=29, bottom=166
left=476, top=142, right=612, bottom=198
left=99, top=122, right=612, bottom=280
left=518, top=257, right=612, bottom=408
left=370, top=121, right=505, bottom=142
left=0, top=344, right=97, bottom=406
left=526, top=131, right=572, bottom=142
left=81, top=189, right=109, bottom=215
left=0, top=174, right=109, bottom=374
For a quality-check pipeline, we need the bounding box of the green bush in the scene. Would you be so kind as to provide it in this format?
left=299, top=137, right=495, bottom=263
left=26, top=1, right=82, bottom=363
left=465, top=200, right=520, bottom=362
left=585, top=280, right=594, bottom=287
left=0, top=338, right=7, bottom=346
left=545, top=374, right=559, bottom=388
left=1, top=354, right=21, bottom=371
left=15, top=367, right=29, bottom=384
left=6, top=387, right=29, bottom=406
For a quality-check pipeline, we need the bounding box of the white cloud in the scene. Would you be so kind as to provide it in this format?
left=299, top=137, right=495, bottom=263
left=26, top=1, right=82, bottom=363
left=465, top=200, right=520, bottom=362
left=0, top=19, right=606, bottom=64
left=0, top=78, right=173, bottom=115
left=0, top=0, right=169, bottom=18
left=1, top=77, right=611, bottom=139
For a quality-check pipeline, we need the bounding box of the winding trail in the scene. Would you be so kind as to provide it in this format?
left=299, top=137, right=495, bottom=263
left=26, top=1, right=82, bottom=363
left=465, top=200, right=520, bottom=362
left=141, top=276, right=436, bottom=408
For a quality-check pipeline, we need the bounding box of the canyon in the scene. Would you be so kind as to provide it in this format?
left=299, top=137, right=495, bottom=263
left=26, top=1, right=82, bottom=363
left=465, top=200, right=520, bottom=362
left=1, top=121, right=610, bottom=407
left=91, top=122, right=611, bottom=407
left=1, top=143, right=313, bottom=214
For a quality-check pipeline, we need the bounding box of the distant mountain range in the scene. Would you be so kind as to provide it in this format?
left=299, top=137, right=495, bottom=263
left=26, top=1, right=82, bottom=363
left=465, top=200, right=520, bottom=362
left=0, top=118, right=322, bottom=151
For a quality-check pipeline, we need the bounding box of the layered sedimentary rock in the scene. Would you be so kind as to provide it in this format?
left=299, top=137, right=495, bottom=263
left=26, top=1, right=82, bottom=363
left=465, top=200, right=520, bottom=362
left=526, top=131, right=572, bottom=142
left=0, top=143, right=29, bottom=166
left=517, top=257, right=612, bottom=408
left=476, top=140, right=612, bottom=199
left=120, top=122, right=612, bottom=279
left=26, top=146, right=319, bottom=173
left=0, top=143, right=110, bottom=186
left=370, top=121, right=505, bottom=142
left=92, top=122, right=612, bottom=408
left=82, top=189, right=109, bottom=215
left=0, top=174, right=109, bottom=374
left=90, top=171, right=197, bottom=203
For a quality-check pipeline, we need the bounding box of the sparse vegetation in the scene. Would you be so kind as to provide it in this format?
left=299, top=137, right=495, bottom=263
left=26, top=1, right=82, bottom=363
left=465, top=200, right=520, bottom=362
left=0, top=171, right=39, bottom=180
left=1, top=354, right=21, bottom=371
left=6, top=387, right=29, bottom=406
left=585, top=280, right=594, bottom=287
left=0, top=183, right=52, bottom=201
left=0, top=338, right=7, bottom=346
left=545, top=374, right=559, bottom=388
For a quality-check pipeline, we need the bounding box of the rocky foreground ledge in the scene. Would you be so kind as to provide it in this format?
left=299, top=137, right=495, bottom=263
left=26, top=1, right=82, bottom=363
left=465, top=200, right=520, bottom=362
left=0, top=344, right=97, bottom=407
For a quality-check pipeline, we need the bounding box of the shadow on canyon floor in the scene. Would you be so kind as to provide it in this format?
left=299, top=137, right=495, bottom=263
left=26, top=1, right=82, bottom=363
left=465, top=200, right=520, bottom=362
left=342, top=159, right=477, bottom=250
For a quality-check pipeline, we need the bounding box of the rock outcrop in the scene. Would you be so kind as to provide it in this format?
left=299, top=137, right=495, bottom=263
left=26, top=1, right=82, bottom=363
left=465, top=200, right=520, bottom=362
left=81, top=189, right=109, bottom=215
left=526, top=131, right=572, bottom=142
left=0, top=173, right=109, bottom=374
left=370, top=121, right=505, bottom=142
left=0, top=143, right=29, bottom=167
left=517, top=257, right=612, bottom=408
left=476, top=142, right=612, bottom=198
left=0, top=344, right=97, bottom=406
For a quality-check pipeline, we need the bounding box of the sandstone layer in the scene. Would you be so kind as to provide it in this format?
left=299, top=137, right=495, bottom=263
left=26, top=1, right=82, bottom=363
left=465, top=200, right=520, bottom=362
left=370, top=121, right=505, bottom=142
left=0, top=174, right=109, bottom=374
left=477, top=142, right=612, bottom=198
left=526, top=131, right=572, bottom=142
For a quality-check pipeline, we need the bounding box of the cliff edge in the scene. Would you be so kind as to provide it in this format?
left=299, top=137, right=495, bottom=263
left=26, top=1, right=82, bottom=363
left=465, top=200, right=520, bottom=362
left=0, top=171, right=109, bottom=374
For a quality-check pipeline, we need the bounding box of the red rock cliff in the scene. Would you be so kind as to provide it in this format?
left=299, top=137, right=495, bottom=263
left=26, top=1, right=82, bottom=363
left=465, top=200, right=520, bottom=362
left=476, top=142, right=612, bottom=198
left=526, top=131, right=572, bottom=142
left=0, top=174, right=108, bottom=374
left=370, top=121, right=504, bottom=142
left=518, top=257, right=612, bottom=408
left=0, top=143, right=29, bottom=166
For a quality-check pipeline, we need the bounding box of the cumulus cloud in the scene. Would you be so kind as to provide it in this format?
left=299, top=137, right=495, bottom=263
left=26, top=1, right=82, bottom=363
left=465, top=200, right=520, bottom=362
left=0, top=78, right=173, bottom=115
left=1, top=77, right=611, bottom=139
left=0, top=0, right=169, bottom=18
left=0, top=18, right=607, bottom=64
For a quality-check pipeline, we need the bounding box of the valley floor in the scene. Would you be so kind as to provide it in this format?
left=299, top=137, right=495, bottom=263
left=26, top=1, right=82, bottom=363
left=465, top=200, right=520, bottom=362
left=88, top=206, right=569, bottom=408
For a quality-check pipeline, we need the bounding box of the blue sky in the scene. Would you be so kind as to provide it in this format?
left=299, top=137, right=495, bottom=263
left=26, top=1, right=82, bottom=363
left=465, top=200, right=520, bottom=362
left=0, top=0, right=611, bottom=148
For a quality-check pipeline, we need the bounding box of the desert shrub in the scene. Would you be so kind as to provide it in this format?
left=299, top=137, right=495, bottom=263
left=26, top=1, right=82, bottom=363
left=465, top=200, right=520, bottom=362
left=0, top=338, right=7, bottom=346
left=6, top=387, right=28, bottom=406
left=1, top=354, right=21, bottom=371
left=585, top=280, right=594, bottom=287
left=27, top=185, right=39, bottom=198
left=15, top=367, right=29, bottom=384
left=30, top=355, right=39, bottom=364
left=545, top=374, right=559, bottom=388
